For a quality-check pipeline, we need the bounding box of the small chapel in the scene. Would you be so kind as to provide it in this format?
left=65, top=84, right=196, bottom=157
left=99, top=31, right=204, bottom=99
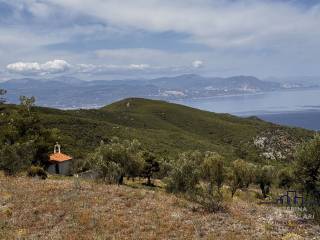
left=47, top=143, right=73, bottom=175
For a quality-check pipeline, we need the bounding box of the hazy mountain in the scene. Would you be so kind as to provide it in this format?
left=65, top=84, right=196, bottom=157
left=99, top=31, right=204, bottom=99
left=264, top=76, right=320, bottom=88
left=0, top=74, right=302, bottom=109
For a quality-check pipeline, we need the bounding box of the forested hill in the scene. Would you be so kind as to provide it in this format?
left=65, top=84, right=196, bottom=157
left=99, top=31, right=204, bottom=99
left=1, top=98, right=313, bottom=163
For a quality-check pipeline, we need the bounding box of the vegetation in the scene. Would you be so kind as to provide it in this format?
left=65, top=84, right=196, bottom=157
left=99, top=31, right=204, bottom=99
left=1, top=94, right=320, bottom=236
left=165, top=151, right=226, bottom=212
left=27, top=165, right=47, bottom=179
left=255, top=165, right=275, bottom=198
left=0, top=95, right=59, bottom=175
left=88, top=138, right=144, bottom=184
left=294, top=134, right=320, bottom=221
left=201, top=152, right=225, bottom=194
left=229, top=159, right=256, bottom=197
left=0, top=98, right=311, bottom=165
left=0, top=88, right=6, bottom=104
left=165, top=151, right=202, bottom=194
left=277, top=167, right=294, bottom=189
left=140, top=151, right=160, bottom=186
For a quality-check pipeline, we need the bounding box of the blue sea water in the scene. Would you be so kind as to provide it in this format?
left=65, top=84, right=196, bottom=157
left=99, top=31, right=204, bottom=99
left=175, top=88, right=320, bottom=131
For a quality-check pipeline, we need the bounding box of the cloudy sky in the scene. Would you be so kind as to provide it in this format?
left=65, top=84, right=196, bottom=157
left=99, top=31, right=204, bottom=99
left=0, top=0, right=320, bottom=80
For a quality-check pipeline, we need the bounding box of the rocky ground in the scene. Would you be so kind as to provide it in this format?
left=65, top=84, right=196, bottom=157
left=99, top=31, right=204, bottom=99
left=0, top=173, right=319, bottom=240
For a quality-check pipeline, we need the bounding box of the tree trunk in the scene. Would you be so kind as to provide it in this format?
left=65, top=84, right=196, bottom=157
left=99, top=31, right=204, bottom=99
left=147, top=176, right=151, bottom=186
left=118, top=175, right=124, bottom=185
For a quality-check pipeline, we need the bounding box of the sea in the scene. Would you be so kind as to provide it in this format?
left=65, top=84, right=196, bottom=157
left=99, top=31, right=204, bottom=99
left=174, top=88, right=320, bottom=131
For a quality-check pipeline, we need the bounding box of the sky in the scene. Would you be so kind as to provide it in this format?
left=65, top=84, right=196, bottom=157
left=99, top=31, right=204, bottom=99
left=0, top=0, right=320, bottom=81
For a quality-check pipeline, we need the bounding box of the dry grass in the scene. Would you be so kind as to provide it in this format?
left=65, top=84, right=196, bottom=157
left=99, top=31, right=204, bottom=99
left=0, top=172, right=319, bottom=240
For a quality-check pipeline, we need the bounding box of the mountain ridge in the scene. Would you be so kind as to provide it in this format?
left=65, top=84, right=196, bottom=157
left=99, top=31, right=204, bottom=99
left=0, top=74, right=293, bottom=109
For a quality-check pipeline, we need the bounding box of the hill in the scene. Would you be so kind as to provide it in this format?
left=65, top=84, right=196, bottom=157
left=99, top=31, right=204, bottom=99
left=3, top=98, right=311, bottom=163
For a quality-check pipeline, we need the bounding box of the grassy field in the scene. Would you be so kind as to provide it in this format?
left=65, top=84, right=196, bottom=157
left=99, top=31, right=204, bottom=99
left=1, top=172, right=319, bottom=240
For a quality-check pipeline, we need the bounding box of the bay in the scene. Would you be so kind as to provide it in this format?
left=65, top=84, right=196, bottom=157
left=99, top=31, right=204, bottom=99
left=174, top=88, right=320, bottom=131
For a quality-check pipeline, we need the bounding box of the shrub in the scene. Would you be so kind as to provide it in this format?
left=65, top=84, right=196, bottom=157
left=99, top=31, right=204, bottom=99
left=277, top=167, right=294, bottom=189
left=165, top=151, right=226, bottom=212
left=294, top=134, right=320, bottom=193
left=255, top=165, right=275, bottom=198
left=201, top=152, right=225, bottom=194
left=165, top=151, right=202, bottom=194
left=27, top=166, right=47, bottom=179
left=0, top=142, right=34, bottom=175
left=140, top=151, right=160, bottom=186
left=89, top=139, right=143, bottom=184
left=0, top=96, right=60, bottom=174
left=194, top=185, right=226, bottom=213
left=294, top=134, right=320, bottom=221
left=154, top=156, right=173, bottom=179
left=229, top=159, right=256, bottom=197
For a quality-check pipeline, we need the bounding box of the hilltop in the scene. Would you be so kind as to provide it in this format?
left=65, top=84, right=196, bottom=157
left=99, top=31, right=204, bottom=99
left=2, top=97, right=311, bottom=163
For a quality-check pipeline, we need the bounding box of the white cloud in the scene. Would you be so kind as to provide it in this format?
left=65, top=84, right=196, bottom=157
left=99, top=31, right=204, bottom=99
left=40, top=60, right=71, bottom=73
left=2, top=1, right=320, bottom=77
left=76, top=63, right=150, bottom=74
left=47, top=0, right=320, bottom=49
left=7, top=62, right=41, bottom=74
left=94, top=48, right=201, bottom=68
left=75, top=63, right=167, bottom=75
left=75, top=61, right=200, bottom=77
left=128, top=64, right=150, bottom=70
left=192, top=60, right=204, bottom=69
left=7, top=60, right=71, bottom=75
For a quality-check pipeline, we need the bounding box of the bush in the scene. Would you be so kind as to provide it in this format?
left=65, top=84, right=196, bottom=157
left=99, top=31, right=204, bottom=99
left=154, top=157, right=173, bottom=179
left=255, top=165, right=275, bottom=198
left=0, top=142, right=34, bottom=175
left=294, top=134, right=320, bottom=221
left=165, top=151, right=202, bottom=194
left=193, top=186, right=226, bottom=213
left=229, top=159, right=256, bottom=197
left=294, top=134, right=320, bottom=193
left=277, top=167, right=294, bottom=189
left=140, top=151, right=160, bottom=186
left=166, top=151, right=225, bottom=212
left=27, top=166, right=47, bottom=179
left=201, top=152, right=225, bottom=194
left=89, top=139, right=143, bottom=184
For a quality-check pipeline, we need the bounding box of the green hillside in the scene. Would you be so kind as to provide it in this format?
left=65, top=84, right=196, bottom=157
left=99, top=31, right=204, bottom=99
left=2, top=98, right=313, bottom=163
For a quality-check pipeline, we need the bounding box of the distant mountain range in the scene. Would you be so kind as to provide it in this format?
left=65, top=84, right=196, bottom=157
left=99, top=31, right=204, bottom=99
left=0, top=74, right=314, bottom=109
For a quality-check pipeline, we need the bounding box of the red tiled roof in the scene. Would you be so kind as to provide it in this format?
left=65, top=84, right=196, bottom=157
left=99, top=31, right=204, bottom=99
left=49, top=153, right=72, bottom=162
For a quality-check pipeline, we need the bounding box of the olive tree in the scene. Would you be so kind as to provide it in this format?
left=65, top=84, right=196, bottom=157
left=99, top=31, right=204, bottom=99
left=255, top=165, right=275, bottom=198
left=201, top=152, right=225, bottom=194
left=294, top=134, right=320, bottom=221
left=294, top=134, right=320, bottom=193
left=140, top=151, right=160, bottom=186
left=229, top=159, right=256, bottom=197
left=89, top=139, right=143, bottom=184
left=165, top=151, right=203, bottom=193
left=277, top=167, right=294, bottom=189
